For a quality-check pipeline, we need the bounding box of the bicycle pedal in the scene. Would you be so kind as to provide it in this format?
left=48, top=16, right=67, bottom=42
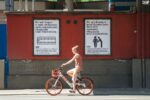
left=76, top=80, right=79, bottom=83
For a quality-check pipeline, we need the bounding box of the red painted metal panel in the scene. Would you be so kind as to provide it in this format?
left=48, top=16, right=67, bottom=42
left=144, top=13, right=150, bottom=58
left=7, top=15, right=33, bottom=59
left=136, top=12, right=150, bottom=59
left=112, top=14, right=137, bottom=59
left=7, top=13, right=137, bottom=60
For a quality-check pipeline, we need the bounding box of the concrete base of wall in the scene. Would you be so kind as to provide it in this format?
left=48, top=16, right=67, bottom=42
left=83, top=60, right=132, bottom=88
left=132, top=59, right=142, bottom=88
left=7, top=59, right=150, bottom=89
left=0, top=60, right=4, bottom=89
left=8, top=59, right=132, bottom=89
left=8, top=75, right=48, bottom=89
left=132, top=59, right=150, bottom=88
left=146, top=59, right=150, bottom=88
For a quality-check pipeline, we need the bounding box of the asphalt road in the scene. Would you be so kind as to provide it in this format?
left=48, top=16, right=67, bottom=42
left=1, top=95, right=150, bottom=100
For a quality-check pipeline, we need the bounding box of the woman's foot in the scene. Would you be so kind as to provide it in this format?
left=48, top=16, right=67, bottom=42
left=69, top=89, right=75, bottom=93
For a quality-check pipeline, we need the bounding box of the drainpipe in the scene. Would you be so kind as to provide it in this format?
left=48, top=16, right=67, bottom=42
left=108, top=0, right=115, bottom=12
left=64, top=0, right=74, bottom=12
left=18, top=0, right=22, bottom=11
left=32, top=0, right=35, bottom=11
left=136, top=0, right=146, bottom=88
left=141, top=0, right=147, bottom=88
left=25, top=0, right=28, bottom=11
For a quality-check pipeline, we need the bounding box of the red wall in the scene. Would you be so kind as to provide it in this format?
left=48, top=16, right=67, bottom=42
left=7, top=13, right=138, bottom=60
left=136, top=13, right=150, bottom=59
left=143, top=13, right=150, bottom=58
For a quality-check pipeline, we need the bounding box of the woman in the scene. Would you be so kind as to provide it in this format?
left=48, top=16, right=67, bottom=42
left=61, top=45, right=83, bottom=93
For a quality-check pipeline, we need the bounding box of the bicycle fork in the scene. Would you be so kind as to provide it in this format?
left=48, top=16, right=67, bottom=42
left=53, top=77, right=60, bottom=87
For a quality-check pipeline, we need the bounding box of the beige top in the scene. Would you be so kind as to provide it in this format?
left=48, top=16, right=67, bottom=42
left=74, top=54, right=83, bottom=71
left=63, top=53, right=83, bottom=71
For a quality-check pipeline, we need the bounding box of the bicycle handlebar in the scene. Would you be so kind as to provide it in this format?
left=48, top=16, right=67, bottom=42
left=58, top=67, right=63, bottom=71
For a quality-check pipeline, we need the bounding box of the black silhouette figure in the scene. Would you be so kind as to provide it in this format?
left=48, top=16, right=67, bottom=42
left=93, top=36, right=99, bottom=48
left=98, top=36, right=103, bottom=48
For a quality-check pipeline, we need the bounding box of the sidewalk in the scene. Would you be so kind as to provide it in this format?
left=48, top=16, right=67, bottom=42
left=0, top=89, right=47, bottom=95
left=0, top=89, right=83, bottom=95
left=94, top=88, right=150, bottom=95
left=1, top=88, right=150, bottom=95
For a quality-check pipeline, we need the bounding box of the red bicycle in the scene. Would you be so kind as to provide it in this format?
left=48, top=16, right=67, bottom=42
left=45, top=67, right=94, bottom=96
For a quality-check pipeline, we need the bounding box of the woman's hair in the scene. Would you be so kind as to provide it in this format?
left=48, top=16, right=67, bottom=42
left=72, top=45, right=79, bottom=52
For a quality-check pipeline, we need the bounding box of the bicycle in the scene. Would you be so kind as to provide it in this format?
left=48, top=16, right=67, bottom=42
left=45, top=67, right=94, bottom=96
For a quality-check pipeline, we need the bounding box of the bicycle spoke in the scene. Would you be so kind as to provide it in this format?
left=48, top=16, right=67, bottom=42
left=76, top=77, right=94, bottom=95
left=45, top=78, right=63, bottom=96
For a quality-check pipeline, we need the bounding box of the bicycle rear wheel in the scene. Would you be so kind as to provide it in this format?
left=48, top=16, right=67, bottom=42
left=45, top=78, right=63, bottom=96
left=76, top=77, right=94, bottom=95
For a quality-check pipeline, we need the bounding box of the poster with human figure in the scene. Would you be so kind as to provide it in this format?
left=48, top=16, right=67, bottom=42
left=33, top=19, right=60, bottom=55
left=85, top=19, right=111, bottom=55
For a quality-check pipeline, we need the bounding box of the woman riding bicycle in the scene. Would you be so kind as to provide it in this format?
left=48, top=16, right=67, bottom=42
left=61, top=45, right=83, bottom=93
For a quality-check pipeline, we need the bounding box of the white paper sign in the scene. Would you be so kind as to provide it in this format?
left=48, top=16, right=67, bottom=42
left=33, top=19, right=59, bottom=55
left=85, top=19, right=111, bottom=55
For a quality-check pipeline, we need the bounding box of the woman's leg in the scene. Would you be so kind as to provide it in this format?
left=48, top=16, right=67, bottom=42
left=72, top=68, right=78, bottom=91
left=67, top=68, right=78, bottom=92
left=67, top=68, right=75, bottom=77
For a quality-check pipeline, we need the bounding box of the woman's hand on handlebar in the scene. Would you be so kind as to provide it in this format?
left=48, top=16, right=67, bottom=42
left=59, top=64, right=65, bottom=70
left=60, top=64, right=65, bottom=68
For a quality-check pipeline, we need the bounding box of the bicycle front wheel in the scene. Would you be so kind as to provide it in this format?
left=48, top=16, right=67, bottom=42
left=45, top=78, right=63, bottom=96
left=76, top=77, right=94, bottom=95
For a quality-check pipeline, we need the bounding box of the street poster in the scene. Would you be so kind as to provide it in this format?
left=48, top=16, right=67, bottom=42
left=33, top=19, right=60, bottom=55
left=85, top=19, right=111, bottom=55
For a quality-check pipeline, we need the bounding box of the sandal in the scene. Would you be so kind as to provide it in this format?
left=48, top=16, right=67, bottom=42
left=69, top=89, right=75, bottom=93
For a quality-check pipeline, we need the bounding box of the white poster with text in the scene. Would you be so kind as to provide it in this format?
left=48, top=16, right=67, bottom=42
left=85, top=19, right=111, bottom=55
left=33, top=19, right=59, bottom=55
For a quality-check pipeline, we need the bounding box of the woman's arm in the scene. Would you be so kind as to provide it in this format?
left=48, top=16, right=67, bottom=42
left=62, top=54, right=78, bottom=67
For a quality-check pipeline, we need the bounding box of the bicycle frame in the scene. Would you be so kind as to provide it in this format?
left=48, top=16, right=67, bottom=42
left=54, top=70, right=73, bottom=88
left=45, top=68, right=94, bottom=95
